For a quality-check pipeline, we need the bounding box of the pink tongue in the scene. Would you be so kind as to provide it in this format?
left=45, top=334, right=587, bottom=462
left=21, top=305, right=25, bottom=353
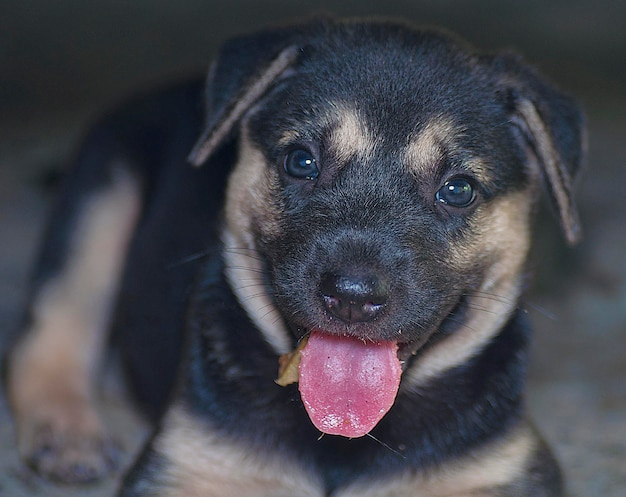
left=298, top=330, right=402, bottom=438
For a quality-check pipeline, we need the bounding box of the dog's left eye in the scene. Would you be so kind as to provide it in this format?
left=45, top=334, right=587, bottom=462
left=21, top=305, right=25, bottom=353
left=435, top=177, right=476, bottom=208
left=283, top=149, right=319, bottom=180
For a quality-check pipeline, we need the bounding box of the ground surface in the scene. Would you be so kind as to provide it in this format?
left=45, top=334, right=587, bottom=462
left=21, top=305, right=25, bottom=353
left=1, top=1, right=625, bottom=496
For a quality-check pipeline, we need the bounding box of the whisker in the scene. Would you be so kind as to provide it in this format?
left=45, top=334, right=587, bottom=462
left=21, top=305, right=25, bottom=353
left=224, top=265, right=267, bottom=275
left=258, top=303, right=284, bottom=322
left=441, top=316, right=477, bottom=333
left=232, top=288, right=275, bottom=303
left=463, top=303, right=500, bottom=315
left=470, top=291, right=514, bottom=305
left=166, top=243, right=267, bottom=270
left=166, top=250, right=215, bottom=269
left=524, top=301, right=559, bottom=321
left=222, top=247, right=265, bottom=261
left=488, top=118, right=515, bottom=130
left=366, top=433, right=406, bottom=459
left=444, top=290, right=514, bottom=306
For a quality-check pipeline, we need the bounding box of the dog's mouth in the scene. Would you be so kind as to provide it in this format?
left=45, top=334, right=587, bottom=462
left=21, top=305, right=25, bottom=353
left=275, top=332, right=433, bottom=438
left=275, top=296, right=467, bottom=439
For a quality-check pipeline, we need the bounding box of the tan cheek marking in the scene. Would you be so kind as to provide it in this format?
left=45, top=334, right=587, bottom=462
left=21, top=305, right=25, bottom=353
left=154, top=405, right=322, bottom=497
left=222, top=130, right=291, bottom=355
left=9, top=166, right=141, bottom=415
left=222, top=229, right=291, bottom=355
left=225, top=132, right=283, bottom=244
left=404, top=191, right=533, bottom=388
left=339, top=422, right=537, bottom=497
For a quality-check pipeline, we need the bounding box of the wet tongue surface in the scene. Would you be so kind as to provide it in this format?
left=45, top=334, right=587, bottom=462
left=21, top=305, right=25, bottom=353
left=298, top=330, right=402, bottom=438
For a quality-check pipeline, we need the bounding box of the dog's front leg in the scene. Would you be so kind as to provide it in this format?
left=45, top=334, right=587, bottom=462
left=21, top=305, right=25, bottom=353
left=7, top=153, right=141, bottom=482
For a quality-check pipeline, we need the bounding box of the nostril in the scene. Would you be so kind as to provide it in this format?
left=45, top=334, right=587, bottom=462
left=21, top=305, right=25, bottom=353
left=319, top=272, right=389, bottom=323
left=319, top=274, right=342, bottom=302
left=362, top=301, right=385, bottom=314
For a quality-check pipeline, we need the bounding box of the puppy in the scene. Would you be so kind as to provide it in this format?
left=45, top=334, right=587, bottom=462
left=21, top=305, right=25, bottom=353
left=6, top=17, right=584, bottom=496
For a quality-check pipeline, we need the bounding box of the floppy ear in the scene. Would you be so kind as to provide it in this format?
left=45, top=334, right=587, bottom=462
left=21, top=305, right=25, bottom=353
left=188, top=29, right=302, bottom=166
left=494, top=53, right=586, bottom=245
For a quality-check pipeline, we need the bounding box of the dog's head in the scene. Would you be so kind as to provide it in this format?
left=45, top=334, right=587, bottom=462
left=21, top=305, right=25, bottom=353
left=190, top=19, right=584, bottom=437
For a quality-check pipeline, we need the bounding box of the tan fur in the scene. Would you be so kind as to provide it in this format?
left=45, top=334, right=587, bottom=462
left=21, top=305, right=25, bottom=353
left=404, top=190, right=533, bottom=388
left=404, top=119, right=458, bottom=177
left=277, top=129, right=302, bottom=148
left=338, top=422, right=537, bottom=497
left=222, top=130, right=291, bottom=355
left=225, top=127, right=285, bottom=243
left=8, top=167, right=140, bottom=477
left=222, top=229, right=291, bottom=355
left=405, top=118, right=491, bottom=183
left=327, top=104, right=377, bottom=165
left=154, top=407, right=537, bottom=497
left=278, top=104, right=376, bottom=165
left=152, top=405, right=321, bottom=497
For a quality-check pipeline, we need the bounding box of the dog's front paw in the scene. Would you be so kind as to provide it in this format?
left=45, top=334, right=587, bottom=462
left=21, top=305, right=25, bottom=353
left=16, top=403, right=120, bottom=483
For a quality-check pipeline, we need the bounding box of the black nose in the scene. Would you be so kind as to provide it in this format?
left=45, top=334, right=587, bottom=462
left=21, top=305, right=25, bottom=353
left=319, top=273, right=389, bottom=323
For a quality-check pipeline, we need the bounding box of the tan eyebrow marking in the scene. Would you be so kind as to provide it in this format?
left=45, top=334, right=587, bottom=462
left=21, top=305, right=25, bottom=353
left=327, top=105, right=377, bottom=165
left=404, top=118, right=458, bottom=176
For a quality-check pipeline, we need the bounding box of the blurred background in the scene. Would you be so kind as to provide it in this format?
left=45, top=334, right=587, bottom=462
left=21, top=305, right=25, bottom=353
left=1, top=1, right=624, bottom=495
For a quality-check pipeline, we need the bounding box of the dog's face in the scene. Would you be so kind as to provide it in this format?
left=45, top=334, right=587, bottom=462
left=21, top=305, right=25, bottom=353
left=240, top=38, right=533, bottom=346
left=191, top=20, right=583, bottom=437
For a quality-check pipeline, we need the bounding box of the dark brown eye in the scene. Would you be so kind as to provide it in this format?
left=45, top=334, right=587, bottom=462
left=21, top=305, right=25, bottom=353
left=436, top=178, right=476, bottom=207
left=283, top=149, right=319, bottom=180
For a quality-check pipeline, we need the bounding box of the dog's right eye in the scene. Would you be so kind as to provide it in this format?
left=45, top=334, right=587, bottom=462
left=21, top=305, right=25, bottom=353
left=283, top=149, right=319, bottom=180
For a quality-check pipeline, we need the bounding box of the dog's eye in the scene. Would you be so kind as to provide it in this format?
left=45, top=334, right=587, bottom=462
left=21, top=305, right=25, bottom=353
left=283, top=149, right=319, bottom=180
left=436, top=178, right=476, bottom=208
